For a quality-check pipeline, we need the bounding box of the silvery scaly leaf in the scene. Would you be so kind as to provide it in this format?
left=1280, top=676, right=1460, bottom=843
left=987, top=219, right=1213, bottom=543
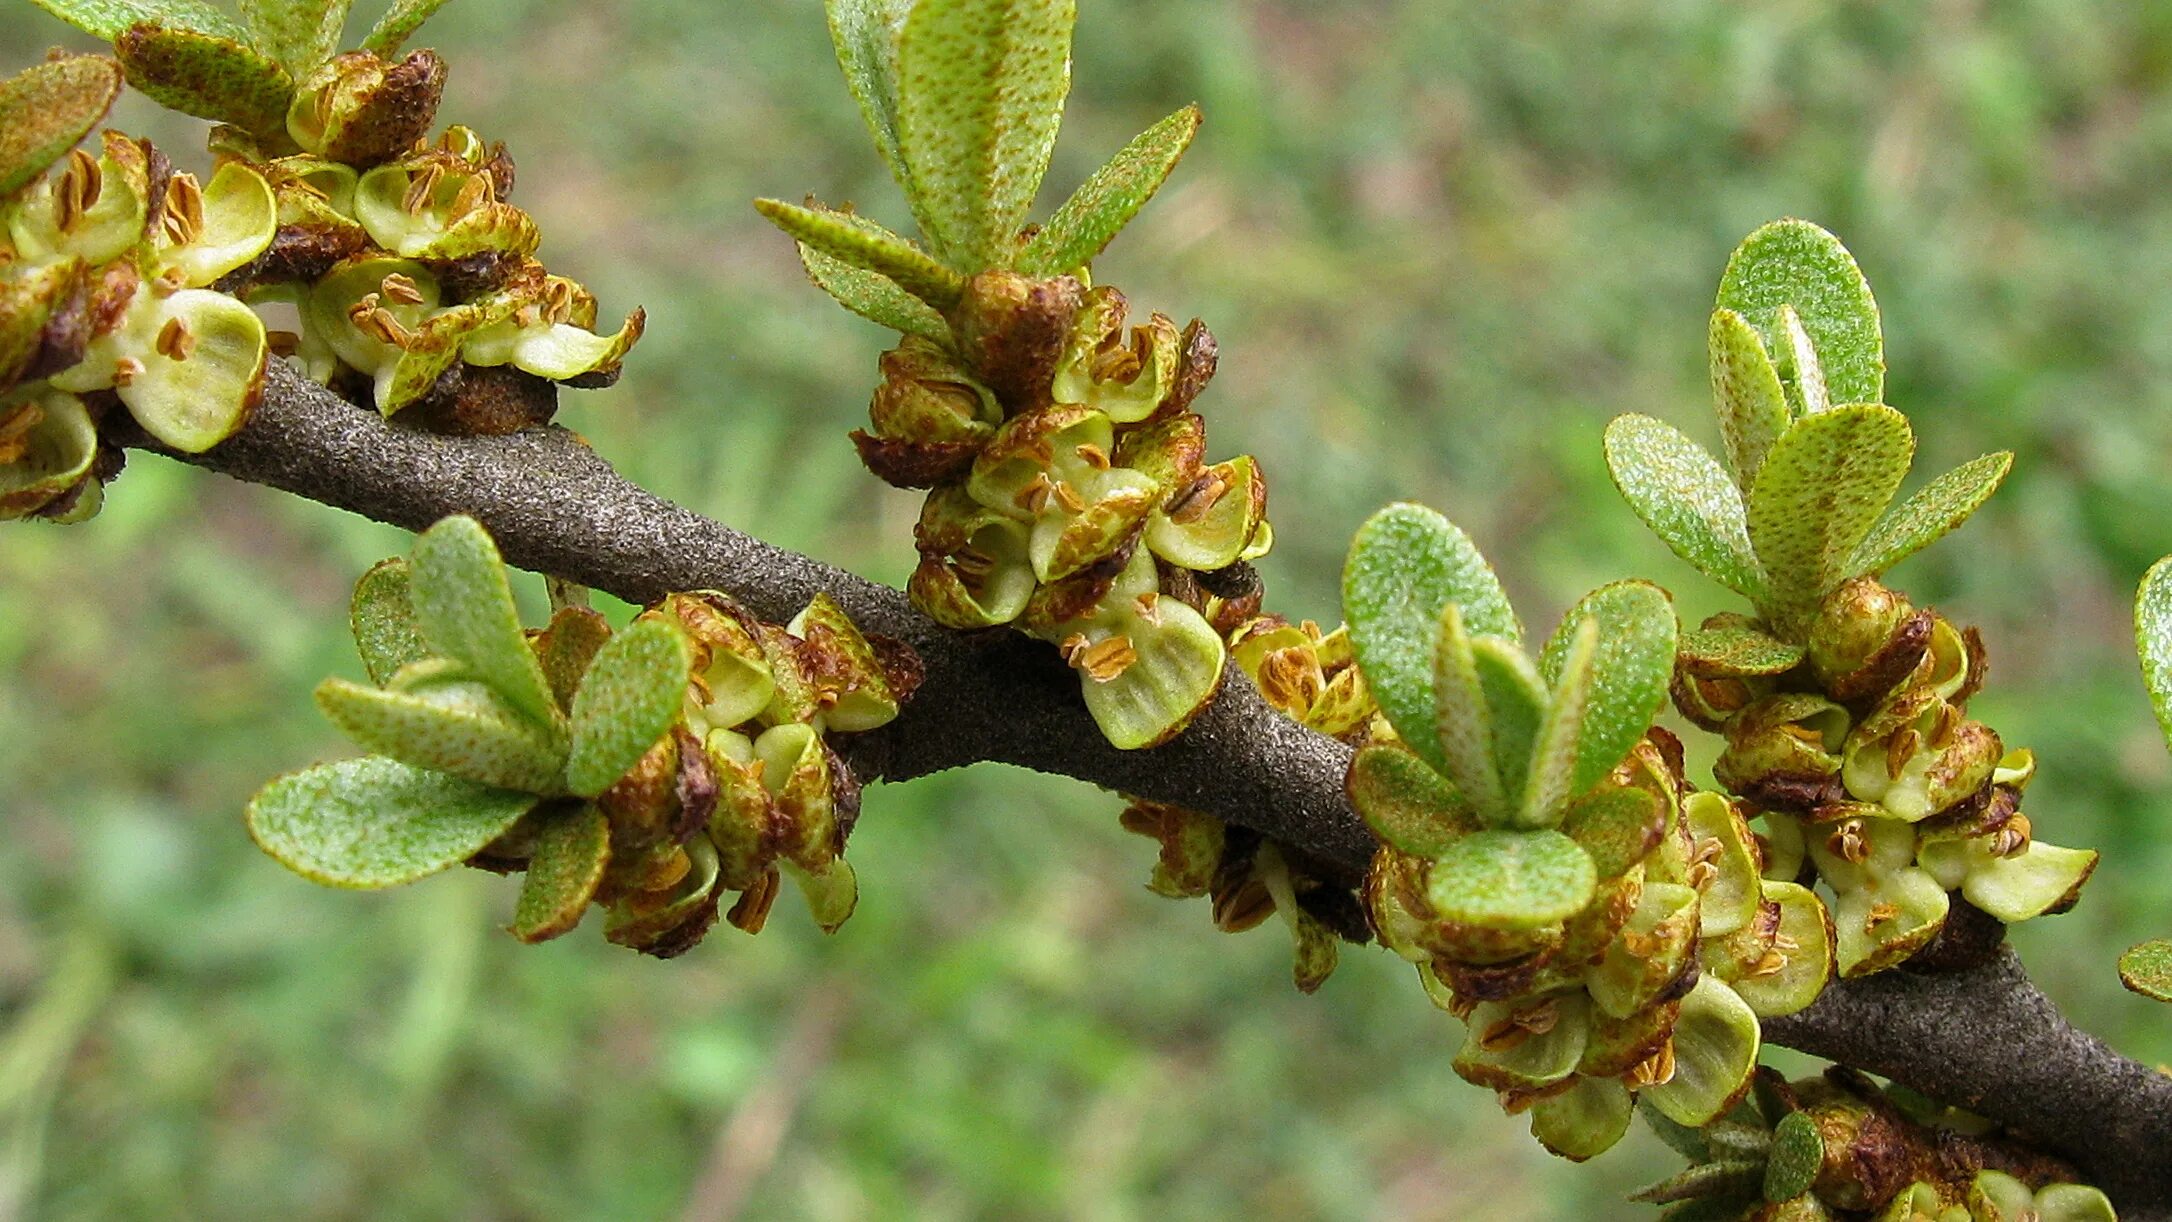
left=0, top=54, right=122, bottom=195
left=1746, top=404, right=1913, bottom=626
left=1603, top=414, right=1766, bottom=600
left=241, top=0, right=352, bottom=76
left=1707, top=307, right=1789, bottom=489
left=363, top=0, right=455, bottom=56
left=349, top=557, right=430, bottom=686
left=1017, top=104, right=1201, bottom=277
left=315, top=675, right=567, bottom=792
left=408, top=516, right=560, bottom=728
left=565, top=618, right=693, bottom=799
left=1716, top=218, right=1884, bottom=409
left=1344, top=502, right=1520, bottom=780
left=894, top=0, right=1075, bottom=270
left=796, top=240, right=952, bottom=342
left=246, top=756, right=537, bottom=888
left=754, top=199, right=966, bottom=309
left=1848, top=451, right=2014, bottom=580
left=28, top=0, right=247, bottom=40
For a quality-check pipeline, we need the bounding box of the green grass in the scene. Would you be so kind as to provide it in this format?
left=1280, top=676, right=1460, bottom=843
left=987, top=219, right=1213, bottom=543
left=5, top=0, right=2172, bottom=1216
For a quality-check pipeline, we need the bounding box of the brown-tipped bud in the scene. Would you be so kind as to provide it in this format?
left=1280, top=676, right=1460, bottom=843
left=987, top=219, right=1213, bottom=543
left=1808, top=578, right=1929, bottom=699
left=949, top=270, right=1082, bottom=413
left=1712, top=694, right=1850, bottom=813
left=288, top=50, right=449, bottom=167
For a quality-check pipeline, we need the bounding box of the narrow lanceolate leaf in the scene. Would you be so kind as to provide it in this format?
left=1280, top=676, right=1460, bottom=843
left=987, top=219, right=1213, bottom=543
left=754, top=199, right=965, bottom=309
left=511, top=803, right=611, bottom=943
left=240, top=0, right=351, bottom=76
left=1848, top=451, right=2013, bottom=579
left=2137, top=556, right=2172, bottom=751
left=895, top=0, right=1076, bottom=270
left=363, top=0, right=454, bottom=56
left=28, top=0, right=247, bottom=41
left=1017, top=104, right=1201, bottom=277
left=350, top=557, right=430, bottom=686
left=1708, top=308, right=1789, bottom=489
left=1432, top=605, right=1507, bottom=821
left=1602, top=414, right=1766, bottom=599
left=1716, top=218, right=1884, bottom=408
left=1521, top=618, right=1595, bottom=828
left=247, top=757, right=536, bottom=889
left=1470, top=637, right=1545, bottom=816
left=1540, top=580, right=1677, bottom=794
left=408, top=516, right=560, bottom=728
left=565, top=619, right=691, bottom=798
left=316, top=677, right=566, bottom=793
left=1678, top=625, right=1802, bottom=677
left=114, top=23, right=296, bottom=136
left=1746, top=404, right=1913, bottom=618
left=796, top=241, right=951, bottom=343
left=1775, top=304, right=1829, bottom=416
left=1344, top=502, right=1520, bottom=780
left=0, top=54, right=123, bottom=196
left=827, top=0, right=917, bottom=197
left=2119, top=939, right=2172, bottom=1003
left=1347, top=743, right=1475, bottom=858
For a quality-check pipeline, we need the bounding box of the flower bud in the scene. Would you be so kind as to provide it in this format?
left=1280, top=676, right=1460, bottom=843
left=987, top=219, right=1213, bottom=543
left=287, top=50, right=448, bottom=167
left=948, top=269, right=1081, bottom=411
left=1713, top=694, right=1850, bottom=812
left=1808, top=578, right=1928, bottom=700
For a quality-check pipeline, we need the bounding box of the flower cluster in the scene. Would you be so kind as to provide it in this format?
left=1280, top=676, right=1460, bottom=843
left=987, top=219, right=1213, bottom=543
left=1605, top=220, right=2095, bottom=980
left=1344, top=505, right=1833, bottom=1160
left=247, top=516, right=915, bottom=957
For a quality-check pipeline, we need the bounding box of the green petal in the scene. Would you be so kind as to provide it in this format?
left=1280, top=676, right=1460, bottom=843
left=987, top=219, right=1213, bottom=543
left=1077, top=593, right=1225, bottom=750
left=163, top=161, right=278, bottom=287
left=1640, top=975, right=1760, bottom=1127
left=0, top=53, right=122, bottom=195
left=1347, top=743, right=1475, bottom=858
left=789, top=858, right=860, bottom=935
left=1144, top=456, right=1265, bottom=571
left=408, top=516, right=560, bottom=728
left=1716, top=219, right=1884, bottom=408
left=2120, top=939, right=2172, bottom=1003
left=10, top=131, right=150, bottom=265
left=462, top=305, right=645, bottom=384
left=246, top=756, right=537, bottom=889
left=1530, top=1076, right=1633, bottom=1162
left=1684, top=792, right=1762, bottom=938
left=1344, top=502, right=1520, bottom=779
left=112, top=288, right=268, bottom=453
left=1712, top=880, right=1833, bottom=1018
left=1541, top=580, right=1677, bottom=795
left=753, top=199, right=965, bottom=309
left=1425, top=828, right=1596, bottom=931
left=894, top=0, right=1075, bottom=270
left=510, top=801, right=611, bottom=943
left=1708, top=307, right=1790, bottom=489
left=1746, top=404, right=1914, bottom=624
left=1452, top=992, right=1590, bottom=1090
left=1951, top=839, right=2097, bottom=924
left=1588, top=880, right=1700, bottom=1017
left=565, top=618, right=690, bottom=798
left=1849, top=451, right=2012, bottom=579
left=362, top=0, right=454, bottom=55
left=785, top=593, right=900, bottom=733
left=315, top=675, right=566, bottom=793
left=1018, top=104, right=1201, bottom=277
left=1832, top=867, right=1948, bottom=978
left=1603, top=414, right=1765, bottom=600
left=115, top=22, right=296, bottom=136
left=349, top=557, right=430, bottom=686
left=795, top=240, right=951, bottom=342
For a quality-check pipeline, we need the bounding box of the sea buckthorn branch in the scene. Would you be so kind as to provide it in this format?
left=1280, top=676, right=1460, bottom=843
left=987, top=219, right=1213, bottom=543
left=116, top=365, right=2172, bottom=1218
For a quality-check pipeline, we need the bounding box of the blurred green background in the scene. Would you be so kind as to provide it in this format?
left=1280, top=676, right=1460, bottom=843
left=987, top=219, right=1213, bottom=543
left=5, top=1, right=2172, bottom=1217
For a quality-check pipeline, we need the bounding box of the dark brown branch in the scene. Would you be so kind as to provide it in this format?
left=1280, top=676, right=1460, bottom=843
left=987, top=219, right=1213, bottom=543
left=124, top=366, right=2172, bottom=1217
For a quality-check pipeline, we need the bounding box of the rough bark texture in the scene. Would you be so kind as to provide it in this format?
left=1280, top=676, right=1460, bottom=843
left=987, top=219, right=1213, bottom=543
left=123, top=366, right=2172, bottom=1217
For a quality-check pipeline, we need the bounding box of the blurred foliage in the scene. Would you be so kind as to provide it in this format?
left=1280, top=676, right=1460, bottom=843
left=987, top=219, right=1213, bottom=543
left=4, top=0, right=2172, bottom=1217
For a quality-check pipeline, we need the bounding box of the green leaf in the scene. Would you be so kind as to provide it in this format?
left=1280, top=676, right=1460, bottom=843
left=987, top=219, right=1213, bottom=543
left=2120, top=940, right=2172, bottom=1002
left=1746, top=404, right=1914, bottom=620
left=114, top=22, right=296, bottom=136
left=1603, top=414, right=1766, bottom=600
left=1017, top=104, right=1201, bottom=277
left=565, top=619, right=691, bottom=799
left=408, top=515, right=559, bottom=728
left=362, top=0, right=454, bottom=56
left=240, top=0, right=351, bottom=75
left=1520, top=618, right=1593, bottom=828
left=1716, top=218, right=1884, bottom=408
left=1344, top=502, right=1519, bottom=779
left=247, top=756, right=536, bottom=889
left=1764, top=1110, right=1825, bottom=1202
left=1540, top=580, right=1677, bottom=795
left=1708, top=307, right=1789, bottom=489
left=28, top=0, right=247, bottom=41
left=1678, top=625, right=1802, bottom=677
left=1848, top=451, right=2013, bottom=579
left=753, top=199, right=965, bottom=309
left=2138, top=556, right=2172, bottom=752
left=1561, top=785, right=1663, bottom=879
left=510, top=803, right=611, bottom=943
left=1470, top=635, right=1546, bottom=822
left=0, top=54, right=123, bottom=196
left=1425, top=828, right=1596, bottom=930
left=826, top=0, right=916, bottom=198
left=350, top=557, right=430, bottom=686
left=315, top=676, right=566, bottom=793
left=1346, top=743, right=1474, bottom=857
left=894, top=0, right=1076, bottom=270
left=795, top=241, right=951, bottom=343
left=1430, top=605, right=1505, bottom=819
